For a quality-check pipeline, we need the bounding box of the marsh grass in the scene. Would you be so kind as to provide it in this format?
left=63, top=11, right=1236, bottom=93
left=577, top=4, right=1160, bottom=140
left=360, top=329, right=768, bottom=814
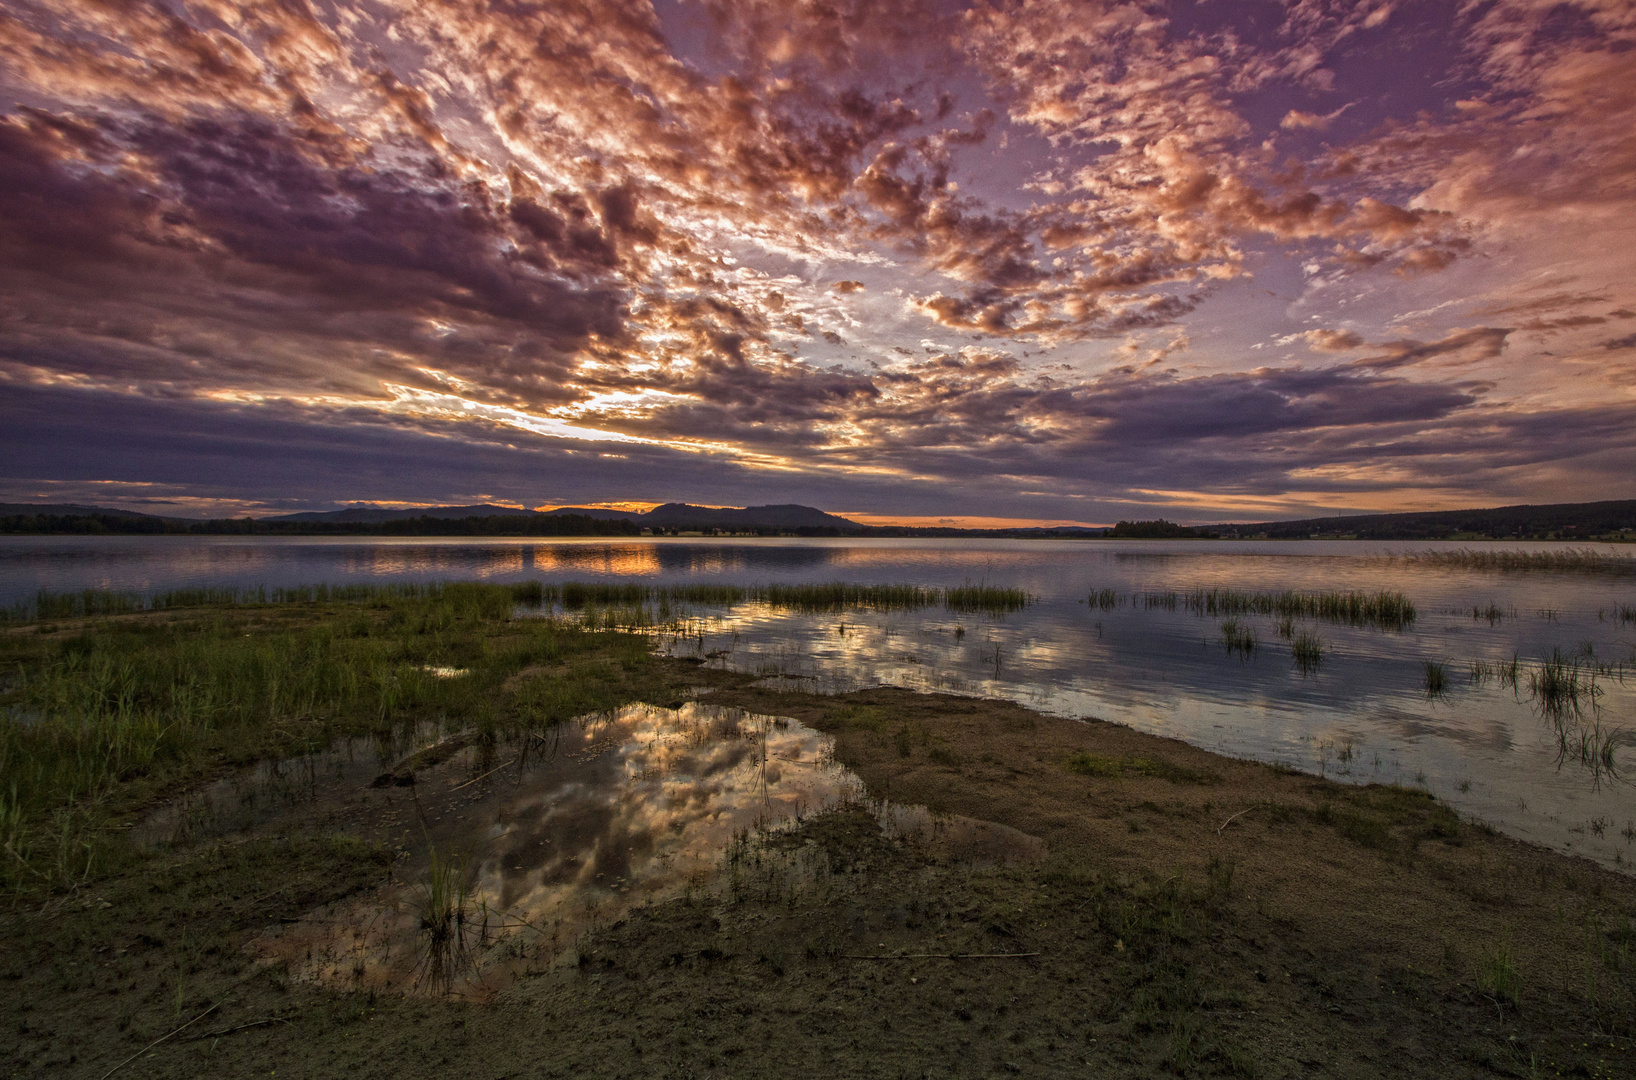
left=1089, top=588, right=1120, bottom=610
left=1528, top=648, right=1603, bottom=723
left=547, top=581, right=1029, bottom=619
left=1221, top=618, right=1256, bottom=658
left=1518, top=649, right=1627, bottom=787
left=1398, top=548, right=1636, bottom=575
left=0, top=583, right=673, bottom=891
left=1148, top=587, right=1416, bottom=631
left=2, top=582, right=456, bottom=623
left=1291, top=631, right=1323, bottom=675
left=1423, top=661, right=1450, bottom=697
left=415, top=845, right=475, bottom=994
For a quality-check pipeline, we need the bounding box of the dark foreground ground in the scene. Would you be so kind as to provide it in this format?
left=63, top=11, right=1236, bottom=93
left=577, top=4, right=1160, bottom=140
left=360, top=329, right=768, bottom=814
left=5, top=654, right=1635, bottom=1078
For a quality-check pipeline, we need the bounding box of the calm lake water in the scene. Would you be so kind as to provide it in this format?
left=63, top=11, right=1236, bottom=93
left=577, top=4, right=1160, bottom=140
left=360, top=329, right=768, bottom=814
left=4, top=534, right=1635, bottom=871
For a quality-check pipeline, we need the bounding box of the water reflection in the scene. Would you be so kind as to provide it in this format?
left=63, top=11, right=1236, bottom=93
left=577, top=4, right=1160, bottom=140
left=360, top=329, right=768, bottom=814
left=136, top=703, right=1032, bottom=997
left=14, top=535, right=1636, bottom=872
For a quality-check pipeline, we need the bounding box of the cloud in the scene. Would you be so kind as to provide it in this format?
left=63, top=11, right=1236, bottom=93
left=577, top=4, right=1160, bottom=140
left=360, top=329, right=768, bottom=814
left=1280, top=105, right=1353, bottom=131
left=0, top=0, right=1633, bottom=521
left=1303, top=329, right=1366, bottom=352
left=1351, top=328, right=1512, bottom=372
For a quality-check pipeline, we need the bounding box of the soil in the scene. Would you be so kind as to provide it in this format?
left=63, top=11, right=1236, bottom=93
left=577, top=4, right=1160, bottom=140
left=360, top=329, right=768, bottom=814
left=4, top=662, right=1634, bottom=1079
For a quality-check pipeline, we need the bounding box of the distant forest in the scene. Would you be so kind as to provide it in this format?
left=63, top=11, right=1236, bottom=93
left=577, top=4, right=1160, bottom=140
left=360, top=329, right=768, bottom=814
left=5, top=499, right=1633, bottom=540
left=1220, top=499, right=1636, bottom=541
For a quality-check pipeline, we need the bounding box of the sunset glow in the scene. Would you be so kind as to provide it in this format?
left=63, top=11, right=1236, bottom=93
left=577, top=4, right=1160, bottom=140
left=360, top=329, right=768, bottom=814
left=2, top=0, right=1633, bottom=521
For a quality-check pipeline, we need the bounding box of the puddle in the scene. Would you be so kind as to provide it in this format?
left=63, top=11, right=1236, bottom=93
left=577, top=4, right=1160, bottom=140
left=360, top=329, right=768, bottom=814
left=137, top=703, right=1040, bottom=998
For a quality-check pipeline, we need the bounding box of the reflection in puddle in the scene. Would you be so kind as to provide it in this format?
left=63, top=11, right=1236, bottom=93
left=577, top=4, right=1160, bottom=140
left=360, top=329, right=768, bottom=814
left=140, top=704, right=1039, bottom=998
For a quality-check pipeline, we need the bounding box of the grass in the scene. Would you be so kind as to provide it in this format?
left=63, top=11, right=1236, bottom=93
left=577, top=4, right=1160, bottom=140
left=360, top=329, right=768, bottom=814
left=1148, top=587, right=1417, bottom=631
left=1065, top=752, right=1219, bottom=785
left=1527, top=648, right=1604, bottom=723
left=548, top=581, right=1029, bottom=617
left=416, top=845, right=474, bottom=994
left=1291, top=631, right=1323, bottom=675
left=1423, top=660, right=1450, bottom=697
left=1221, top=618, right=1256, bottom=658
left=0, top=583, right=674, bottom=891
left=1, top=582, right=453, bottom=623
left=1478, top=940, right=1522, bottom=1007
left=1089, top=588, right=1120, bottom=610
left=1398, top=548, right=1636, bottom=574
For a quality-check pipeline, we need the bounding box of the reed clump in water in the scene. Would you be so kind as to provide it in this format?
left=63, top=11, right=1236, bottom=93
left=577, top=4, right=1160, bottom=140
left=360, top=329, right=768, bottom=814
left=416, top=845, right=475, bottom=994
left=1396, top=548, right=1636, bottom=575
left=1089, top=588, right=1120, bottom=611
left=1423, top=661, right=1450, bottom=697
left=2, top=582, right=453, bottom=623
left=1159, top=588, right=1416, bottom=631
left=1291, top=631, right=1323, bottom=675
left=1521, top=649, right=1624, bottom=788
left=1221, top=619, right=1256, bottom=658
left=543, top=581, right=1024, bottom=617
left=944, top=584, right=1032, bottom=616
left=1528, top=648, right=1603, bottom=723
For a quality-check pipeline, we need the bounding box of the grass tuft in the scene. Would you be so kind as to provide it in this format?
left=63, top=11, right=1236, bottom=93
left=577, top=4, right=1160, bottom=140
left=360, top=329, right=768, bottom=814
left=1221, top=618, right=1257, bottom=658
left=1423, top=660, right=1450, bottom=697
left=1066, top=752, right=1218, bottom=785
left=1291, top=631, right=1323, bottom=675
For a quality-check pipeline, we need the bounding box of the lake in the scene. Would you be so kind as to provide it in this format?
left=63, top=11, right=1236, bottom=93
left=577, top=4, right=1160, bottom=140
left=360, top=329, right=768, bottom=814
left=3, top=534, right=1634, bottom=871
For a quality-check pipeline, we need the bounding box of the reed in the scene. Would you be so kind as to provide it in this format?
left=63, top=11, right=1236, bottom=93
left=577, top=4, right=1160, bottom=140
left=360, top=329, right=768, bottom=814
left=2, top=582, right=451, bottom=622
left=1291, top=631, right=1323, bottom=675
left=1423, top=660, right=1450, bottom=697
left=1221, top=619, right=1256, bottom=658
left=543, top=580, right=1019, bottom=615
left=415, top=845, right=474, bottom=994
left=1527, top=648, right=1603, bottom=723
left=1169, top=587, right=1416, bottom=631
left=1089, top=588, right=1120, bottom=611
left=0, top=583, right=671, bottom=891
left=1397, top=548, right=1636, bottom=574
left=944, top=584, right=1032, bottom=615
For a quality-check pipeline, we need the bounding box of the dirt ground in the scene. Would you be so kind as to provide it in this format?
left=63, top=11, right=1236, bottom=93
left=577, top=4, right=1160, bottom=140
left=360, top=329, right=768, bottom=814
left=5, top=662, right=1634, bottom=1079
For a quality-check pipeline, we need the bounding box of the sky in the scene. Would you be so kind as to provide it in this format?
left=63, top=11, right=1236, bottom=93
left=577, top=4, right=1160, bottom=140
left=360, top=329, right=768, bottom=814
left=1, top=1, right=1634, bottom=526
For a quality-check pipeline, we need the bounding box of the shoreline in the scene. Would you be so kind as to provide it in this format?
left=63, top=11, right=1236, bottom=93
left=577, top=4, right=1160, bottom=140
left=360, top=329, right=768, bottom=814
left=2, top=600, right=1633, bottom=1077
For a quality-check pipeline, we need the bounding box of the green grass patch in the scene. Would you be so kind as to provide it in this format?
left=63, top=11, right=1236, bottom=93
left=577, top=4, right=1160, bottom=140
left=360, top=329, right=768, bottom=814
left=1066, top=752, right=1218, bottom=785
left=1156, top=587, right=1417, bottom=631
left=0, top=583, right=687, bottom=892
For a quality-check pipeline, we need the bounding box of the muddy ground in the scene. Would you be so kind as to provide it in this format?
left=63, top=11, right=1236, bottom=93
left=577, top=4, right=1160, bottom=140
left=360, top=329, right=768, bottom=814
left=5, top=661, right=1634, bottom=1079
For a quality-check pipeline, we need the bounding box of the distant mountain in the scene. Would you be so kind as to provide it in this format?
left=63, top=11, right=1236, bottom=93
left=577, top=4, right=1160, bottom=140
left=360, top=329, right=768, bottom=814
left=1213, top=499, right=1636, bottom=540
left=269, top=504, right=539, bottom=524
left=540, top=506, right=649, bottom=522
left=274, top=502, right=862, bottom=530
left=0, top=502, right=160, bottom=520
left=641, top=503, right=859, bottom=529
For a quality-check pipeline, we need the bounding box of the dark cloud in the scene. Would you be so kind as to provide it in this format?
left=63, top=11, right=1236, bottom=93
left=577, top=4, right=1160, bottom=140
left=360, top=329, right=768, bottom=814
left=0, top=0, right=1632, bottom=519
